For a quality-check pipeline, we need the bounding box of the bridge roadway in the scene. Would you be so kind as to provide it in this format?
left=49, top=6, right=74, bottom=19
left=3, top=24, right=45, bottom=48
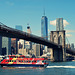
left=0, top=25, right=75, bottom=55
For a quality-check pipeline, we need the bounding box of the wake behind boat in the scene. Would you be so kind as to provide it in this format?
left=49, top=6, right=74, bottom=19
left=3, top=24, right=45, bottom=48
left=0, top=55, right=48, bottom=67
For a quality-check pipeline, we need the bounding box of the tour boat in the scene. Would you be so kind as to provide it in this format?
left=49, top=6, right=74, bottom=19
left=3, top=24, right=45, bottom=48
left=0, top=55, right=48, bottom=67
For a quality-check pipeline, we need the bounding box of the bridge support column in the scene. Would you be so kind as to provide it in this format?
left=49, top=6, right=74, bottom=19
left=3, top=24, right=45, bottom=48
left=50, top=31, right=66, bottom=62
left=50, top=48, right=63, bottom=62
left=63, top=48, right=66, bottom=61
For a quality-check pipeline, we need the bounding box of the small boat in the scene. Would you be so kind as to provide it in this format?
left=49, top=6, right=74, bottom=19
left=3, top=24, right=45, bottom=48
left=0, top=55, right=48, bottom=67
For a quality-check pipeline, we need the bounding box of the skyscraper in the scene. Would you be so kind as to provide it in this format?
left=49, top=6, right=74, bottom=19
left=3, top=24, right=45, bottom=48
left=41, top=15, right=48, bottom=40
left=56, top=18, right=64, bottom=31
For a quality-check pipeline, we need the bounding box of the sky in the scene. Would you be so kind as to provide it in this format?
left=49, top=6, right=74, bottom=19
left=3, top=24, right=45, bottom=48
left=0, top=0, right=75, bottom=45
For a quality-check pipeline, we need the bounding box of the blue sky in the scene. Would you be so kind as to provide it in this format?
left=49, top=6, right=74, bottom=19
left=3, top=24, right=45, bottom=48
left=0, top=0, right=75, bottom=45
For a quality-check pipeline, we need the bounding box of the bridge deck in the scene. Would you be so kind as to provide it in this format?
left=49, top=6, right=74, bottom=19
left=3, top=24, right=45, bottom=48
left=0, top=25, right=75, bottom=55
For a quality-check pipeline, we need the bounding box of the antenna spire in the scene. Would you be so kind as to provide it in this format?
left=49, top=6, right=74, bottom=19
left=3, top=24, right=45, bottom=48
left=27, top=23, right=29, bottom=26
left=44, top=8, right=45, bottom=16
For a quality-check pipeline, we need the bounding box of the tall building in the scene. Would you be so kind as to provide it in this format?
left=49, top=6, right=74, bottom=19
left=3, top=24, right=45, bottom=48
left=2, top=37, right=11, bottom=55
left=71, top=43, right=74, bottom=50
left=32, top=44, right=40, bottom=57
left=56, top=18, right=64, bottom=31
left=41, top=15, right=48, bottom=40
left=41, top=14, right=48, bottom=52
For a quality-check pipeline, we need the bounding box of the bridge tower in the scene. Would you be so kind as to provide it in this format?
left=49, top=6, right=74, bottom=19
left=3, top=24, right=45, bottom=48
left=50, top=30, right=66, bottom=62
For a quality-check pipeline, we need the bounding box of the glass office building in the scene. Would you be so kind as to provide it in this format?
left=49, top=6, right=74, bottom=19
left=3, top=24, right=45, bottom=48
left=56, top=18, right=64, bottom=31
left=41, top=16, right=48, bottom=40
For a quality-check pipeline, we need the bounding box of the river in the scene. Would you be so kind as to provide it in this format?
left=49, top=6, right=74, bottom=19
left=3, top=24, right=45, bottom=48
left=0, top=61, right=75, bottom=75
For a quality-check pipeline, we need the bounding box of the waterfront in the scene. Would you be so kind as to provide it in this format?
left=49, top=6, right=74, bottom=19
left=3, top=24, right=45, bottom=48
left=0, top=61, right=75, bottom=75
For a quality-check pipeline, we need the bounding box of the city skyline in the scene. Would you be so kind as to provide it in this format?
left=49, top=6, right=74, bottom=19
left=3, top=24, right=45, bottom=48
left=0, top=0, right=75, bottom=45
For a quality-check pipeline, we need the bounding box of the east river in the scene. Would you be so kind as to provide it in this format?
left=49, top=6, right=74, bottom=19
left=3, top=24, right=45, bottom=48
left=0, top=61, right=75, bottom=75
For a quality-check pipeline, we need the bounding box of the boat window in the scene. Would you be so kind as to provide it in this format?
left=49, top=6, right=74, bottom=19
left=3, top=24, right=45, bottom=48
left=32, top=61, right=34, bottom=63
left=24, top=60, right=26, bottom=62
left=37, top=60, right=39, bottom=62
left=19, top=60, right=21, bottom=62
left=13, top=60, right=16, bottom=62
left=19, top=56, right=22, bottom=58
left=32, top=60, right=36, bottom=63
left=16, top=56, right=18, bottom=58
left=27, top=61, right=28, bottom=62
left=22, top=60, right=23, bottom=62
left=34, top=60, right=36, bottom=62
left=6, top=60, right=8, bottom=62
left=11, top=56, right=14, bottom=58
left=42, top=61, right=44, bottom=63
left=15, top=56, right=16, bottom=58
left=6, top=60, right=9, bottom=62
left=29, top=61, right=31, bottom=62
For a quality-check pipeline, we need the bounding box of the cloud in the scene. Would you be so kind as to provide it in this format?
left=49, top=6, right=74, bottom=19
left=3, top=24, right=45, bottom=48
left=66, top=34, right=72, bottom=37
left=66, top=30, right=75, bottom=33
left=65, top=30, right=75, bottom=37
left=6, top=1, right=14, bottom=6
left=50, top=20, right=56, bottom=26
left=63, top=20, right=69, bottom=26
left=50, top=19, right=69, bottom=27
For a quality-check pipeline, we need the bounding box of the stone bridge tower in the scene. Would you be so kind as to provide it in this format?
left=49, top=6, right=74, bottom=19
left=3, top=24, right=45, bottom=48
left=50, top=30, right=66, bottom=61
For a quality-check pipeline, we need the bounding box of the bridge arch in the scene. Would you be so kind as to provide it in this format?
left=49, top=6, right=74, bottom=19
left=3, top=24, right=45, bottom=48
left=58, top=35, right=62, bottom=45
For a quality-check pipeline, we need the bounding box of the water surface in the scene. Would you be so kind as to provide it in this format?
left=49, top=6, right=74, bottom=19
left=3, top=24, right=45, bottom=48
left=0, top=61, right=75, bottom=75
